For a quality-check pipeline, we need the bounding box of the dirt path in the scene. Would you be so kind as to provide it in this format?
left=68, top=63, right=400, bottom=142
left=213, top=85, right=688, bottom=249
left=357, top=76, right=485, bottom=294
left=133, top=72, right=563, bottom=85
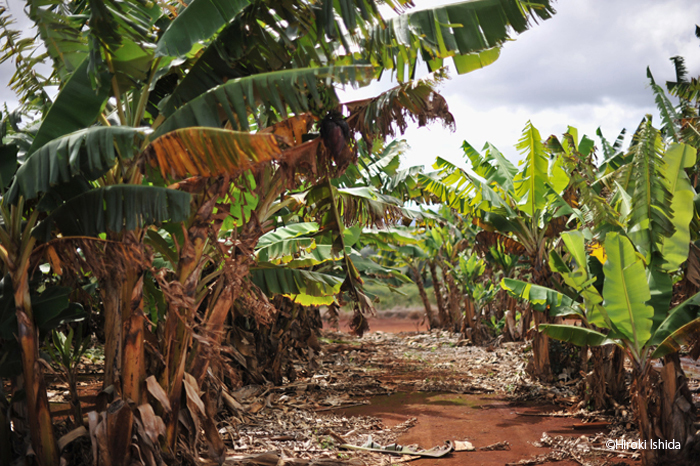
left=319, top=323, right=641, bottom=466
left=212, top=325, right=644, bottom=465
left=334, top=393, right=589, bottom=466
left=46, top=317, right=647, bottom=465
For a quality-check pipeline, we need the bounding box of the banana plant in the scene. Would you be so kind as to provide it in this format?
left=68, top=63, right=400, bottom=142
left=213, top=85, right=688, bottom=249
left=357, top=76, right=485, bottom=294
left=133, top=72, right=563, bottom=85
left=505, top=127, right=699, bottom=464
left=454, top=252, right=497, bottom=343
left=421, top=122, right=579, bottom=380
left=0, top=0, right=558, bottom=462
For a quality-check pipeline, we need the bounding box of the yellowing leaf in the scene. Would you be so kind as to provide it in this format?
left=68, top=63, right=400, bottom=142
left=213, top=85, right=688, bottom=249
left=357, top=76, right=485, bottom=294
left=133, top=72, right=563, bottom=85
left=144, top=128, right=282, bottom=180
left=588, top=241, right=607, bottom=264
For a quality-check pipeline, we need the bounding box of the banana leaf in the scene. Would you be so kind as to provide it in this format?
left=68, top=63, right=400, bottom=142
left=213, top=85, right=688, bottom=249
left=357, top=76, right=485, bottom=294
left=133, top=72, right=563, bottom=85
left=32, top=186, right=191, bottom=242
left=8, top=126, right=147, bottom=204
left=539, top=324, right=619, bottom=347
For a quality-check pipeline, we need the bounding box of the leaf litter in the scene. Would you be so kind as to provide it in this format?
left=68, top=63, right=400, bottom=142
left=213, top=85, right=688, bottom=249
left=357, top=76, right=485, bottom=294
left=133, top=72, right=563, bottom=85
left=44, top=327, right=658, bottom=465
left=210, top=329, right=646, bottom=466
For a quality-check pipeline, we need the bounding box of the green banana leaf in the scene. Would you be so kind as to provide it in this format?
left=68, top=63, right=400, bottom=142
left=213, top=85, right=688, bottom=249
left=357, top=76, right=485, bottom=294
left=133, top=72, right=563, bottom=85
left=155, top=66, right=373, bottom=135
left=32, top=186, right=191, bottom=241
left=8, top=126, right=147, bottom=204
left=539, top=324, right=619, bottom=347
left=155, top=0, right=251, bottom=58
left=625, top=118, right=674, bottom=262
left=647, top=67, right=680, bottom=142
left=284, top=245, right=346, bottom=269
left=659, top=143, right=696, bottom=271
left=28, top=57, right=111, bottom=154
left=513, top=121, right=548, bottom=215
left=257, top=223, right=320, bottom=249
left=256, top=238, right=317, bottom=265
left=651, top=317, right=700, bottom=359
left=602, top=232, right=654, bottom=354
left=250, top=267, right=342, bottom=305
left=463, top=140, right=517, bottom=193
left=368, top=0, right=555, bottom=78
left=501, top=278, right=582, bottom=318
left=648, top=290, right=700, bottom=347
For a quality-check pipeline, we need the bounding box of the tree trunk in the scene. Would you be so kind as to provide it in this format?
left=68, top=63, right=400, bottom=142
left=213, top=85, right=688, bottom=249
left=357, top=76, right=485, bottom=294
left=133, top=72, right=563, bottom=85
left=121, top=273, right=145, bottom=405
left=409, top=265, right=437, bottom=328
left=162, top=183, right=225, bottom=451
left=443, top=268, right=462, bottom=332
left=189, top=279, right=235, bottom=384
left=507, top=295, right=520, bottom=340
left=631, top=355, right=698, bottom=466
left=462, top=296, right=475, bottom=334
left=428, top=260, right=449, bottom=327
left=462, top=296, right=486, bottom=345
left=15, top=268, right=59, bottom=466
left=530, top=309, right=552, bottom=382
left=100, top=280, right=122, bottom=390
left=519, top=304, right=532, bottom=341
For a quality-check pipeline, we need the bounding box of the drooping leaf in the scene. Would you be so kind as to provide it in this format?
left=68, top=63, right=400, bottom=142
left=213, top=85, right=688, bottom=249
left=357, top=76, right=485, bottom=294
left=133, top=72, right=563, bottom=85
left=32, top=186, right=191, bottom=242
left=256, top=238, right=317, bottom=265
left=651, top=317, right=700, bottom=359
left=345, top=70, right=455, bottom=144
left=501, top=278, right=581, bottom=318
left=143, top=128, right=281, bottom=180
left=539, top=324, right=618, bottom=347
left=8, top=126, right=147, bottom=204
left=250, top=267, right=342, bottom=303
left=156, top=66, right=374, bottom=135
left=648, top=290, right=700, bottom=348
left=368, top=0, right=555, bottom=78
left=256, top=223, right=320, bottom=249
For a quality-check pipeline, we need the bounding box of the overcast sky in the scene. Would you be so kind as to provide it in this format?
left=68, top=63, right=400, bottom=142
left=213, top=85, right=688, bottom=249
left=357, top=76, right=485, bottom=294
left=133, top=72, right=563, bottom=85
left=341, top=0, right=700, bottom=168
left=2, top=0, right=700, bottom=170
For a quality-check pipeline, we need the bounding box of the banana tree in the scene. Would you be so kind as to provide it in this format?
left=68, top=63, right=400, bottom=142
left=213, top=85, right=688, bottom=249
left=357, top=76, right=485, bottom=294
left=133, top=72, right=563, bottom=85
left=502, top=229, right=625, bottom=409
left=0, top=0, right=557, bottom=463
left=421, top=122, right=578, bottom=379
left=506, top=128, right=699, bottom=464
left=540, top=232, right=698, bottom=465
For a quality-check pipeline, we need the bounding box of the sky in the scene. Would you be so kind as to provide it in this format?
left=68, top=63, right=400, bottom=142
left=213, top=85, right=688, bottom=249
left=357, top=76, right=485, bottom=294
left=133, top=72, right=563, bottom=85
left=1, top=0, right=700, bottom=170
left=339, top=0, right=700, bottom=169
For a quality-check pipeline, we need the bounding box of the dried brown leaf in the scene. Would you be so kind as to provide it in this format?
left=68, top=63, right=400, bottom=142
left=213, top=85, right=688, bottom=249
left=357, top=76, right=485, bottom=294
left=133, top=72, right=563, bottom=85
left=57, top=425, right=88, bottom=451
left=145, top=376, right=171, bottom=413
left=136, top=404, right=166, bottom=446
left=183, top=377, right=206, bottom=417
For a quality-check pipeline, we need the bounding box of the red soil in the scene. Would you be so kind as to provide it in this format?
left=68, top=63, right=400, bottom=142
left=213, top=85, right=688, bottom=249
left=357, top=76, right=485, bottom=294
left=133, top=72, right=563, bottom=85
left=327, top=317, right=640, bottom=465
left=333, top=392, right=639, bottom=466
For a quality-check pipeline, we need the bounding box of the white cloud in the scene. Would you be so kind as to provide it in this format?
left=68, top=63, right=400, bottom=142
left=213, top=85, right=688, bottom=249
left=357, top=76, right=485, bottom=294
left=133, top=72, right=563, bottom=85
left=342, top=0, right=700, bottom=170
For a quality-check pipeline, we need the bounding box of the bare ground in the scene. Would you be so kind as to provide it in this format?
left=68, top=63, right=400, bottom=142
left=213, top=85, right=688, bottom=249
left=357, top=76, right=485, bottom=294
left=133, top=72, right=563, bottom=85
left=46, top=315, right=697, bottom=465
left=214, top=318, right=646, bottom=466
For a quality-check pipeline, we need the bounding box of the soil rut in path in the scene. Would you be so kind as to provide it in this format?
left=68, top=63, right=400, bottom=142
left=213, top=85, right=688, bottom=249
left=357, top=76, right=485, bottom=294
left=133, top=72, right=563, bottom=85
left=318, top=328, right=641, bottom=466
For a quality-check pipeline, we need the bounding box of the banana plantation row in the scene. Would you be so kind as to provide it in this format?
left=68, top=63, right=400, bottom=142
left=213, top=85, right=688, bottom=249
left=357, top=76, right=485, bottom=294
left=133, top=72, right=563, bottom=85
left=0, top=0, right=697, bottom=465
